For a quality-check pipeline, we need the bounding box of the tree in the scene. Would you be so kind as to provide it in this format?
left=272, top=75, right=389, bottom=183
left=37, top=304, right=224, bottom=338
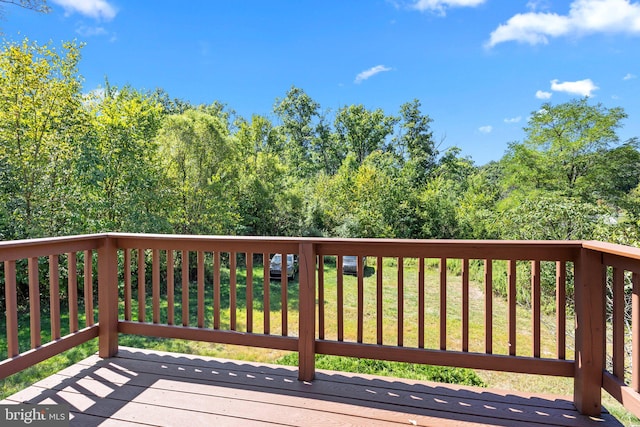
left=273, top=86, right=320, bottom=177
left=0, top=39, right=83, bottom=238
left=156, top=108, right=240, bottom=235
left=506, top=98, right=627, bottom=199
left=78, top=84, right=167, bottom=232
left=334, top=104, right=398, bottom=165
left=396, top=99, right=437, bottom=184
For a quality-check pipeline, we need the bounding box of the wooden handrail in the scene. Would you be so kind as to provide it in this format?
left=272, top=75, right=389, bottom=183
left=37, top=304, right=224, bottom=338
left=3, top=234, right=640, bottom=419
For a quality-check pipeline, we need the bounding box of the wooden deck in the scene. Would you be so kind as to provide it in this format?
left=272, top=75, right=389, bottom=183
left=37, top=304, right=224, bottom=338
left=1, top=347, right=622, bottom=426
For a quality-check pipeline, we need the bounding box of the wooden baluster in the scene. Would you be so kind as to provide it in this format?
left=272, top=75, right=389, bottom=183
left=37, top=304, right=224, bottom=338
left=485, top=259, right=493, bottom=354
left=357, top=255, right=364, bottom=344
left=123, top=249, right=131, bottom=321
left=418, top=257, right=425, bottom=349
left=5, top=260, right=19, bottom=357
left=152, top=249, right=160, bottom=324
left=263, top=253, right=270, bottom=334
left=556, top=261, right=566, bottom=360
left=137, top=249, right=145, bottom=323
left=337, top=255, right=344, bottom=342
left=440, top=258, right=447, bottom=351
left=28, top=257, right=41, bottom=348
left=462, top=258, right=469, bottom=352
left=613, top=266, right=625, bottom=378
left=181, top=250, right=189, bottom=326
left=197, top=251, right=204, bottom=328
left=318, top=255, right=325, bottom=340
left=167, top=250, right=174, bottom=325
left=508, top=260, right=516, bottom=356
left=376, top=256, right=383, bottom=345
left=68, top=252, right=78, bottom=332
left=397, top=257, right=404, bottom=347
left=214, top=251, right=221, bottom=330
left=230, top=252, right=237, bottom=330
left=282, top=254, right=288, bottom=336
left=49, top=255, right=61, bottom=340
left=246, top=253, right=253, bottom=333
left=84, top=250, right=94, bottom=326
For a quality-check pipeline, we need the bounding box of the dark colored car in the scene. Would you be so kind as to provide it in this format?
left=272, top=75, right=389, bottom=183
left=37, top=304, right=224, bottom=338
left=342, top=255, right=366, bottom=275
left=269, top=253, right=298, bottom=280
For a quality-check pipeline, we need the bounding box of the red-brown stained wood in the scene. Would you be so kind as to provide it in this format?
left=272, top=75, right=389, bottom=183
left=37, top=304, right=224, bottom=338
left=68, top=252, right=78, bottom=332
left=152, top=249, right=160, bottom=324
left=197, top=251, right=204, bottom=328
left=28, top=257, right=41, bottom=349
left=634, top=272, right=640, bottom=392
left=556, top=261, right=566, bottom=360
left=440, top=257, right=446, bottom=351
left=181, top=250, right=189, bottom=327
left=281, top=255, right=288, bottom=337
left=418, top=257, right=425, bottom=349
left=246, top=253, right=253, bottom=333
left=138, top=249, right=145, bottom=323
left=508, top=260, right=516, bottom=356
left=98, top=236, right=118, bottom=357
left=298, top=242, right=316, bottom=381
left=124, top=249, right=131, bottom=321
left=0, top=326, right=98, bottom=379
left=214, top=251, right=221, bottom=330
left=613, top=265, right=625, bottom=378
left=49, top=255, right=61, bottom=340
left=230, top=252, right=237, bottom=330
left=84, top=250, right=94, bottom=326
left=485, top=259, right=493, bottom=354
left=574, top=248, right=605, bottom=416
left=318, top=255, right=325, bottom=340
left=532, top=260, right=541, bottom=358
left=462, top=258, right=469, bottom=352
left=397, top=257, right=404, bottom=347
left=376, top=256, right=383, bottom=345
left=263, top=253, right=270, bottom=334
left=357, top=255, right=364, bottom=344
left=4, top=260, right=19, bottom=357
left=337, top=255, right=344, bottom=342
left=167, top=250, right=174, bottom=325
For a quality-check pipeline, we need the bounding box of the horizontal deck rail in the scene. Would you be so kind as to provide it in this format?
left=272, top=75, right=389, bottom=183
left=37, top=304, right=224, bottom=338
left=0, top=233, right=639, bottom=418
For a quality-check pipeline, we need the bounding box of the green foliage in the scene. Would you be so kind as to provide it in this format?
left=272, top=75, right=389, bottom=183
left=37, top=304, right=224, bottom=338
left=276, top=353, right=485, bottom=387
left=0, top=39, right=84, bottom=238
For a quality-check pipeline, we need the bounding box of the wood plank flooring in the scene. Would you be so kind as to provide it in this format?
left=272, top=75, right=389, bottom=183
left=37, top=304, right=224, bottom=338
left=1, top=347, right=623, bottom=426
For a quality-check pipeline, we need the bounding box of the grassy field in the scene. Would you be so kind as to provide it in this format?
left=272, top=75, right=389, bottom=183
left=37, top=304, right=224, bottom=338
left=0, top=256, right=637, bottom=425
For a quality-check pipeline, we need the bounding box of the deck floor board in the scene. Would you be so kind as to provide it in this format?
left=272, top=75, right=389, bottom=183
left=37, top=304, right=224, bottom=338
left=1, top=347, right=623, bottom=426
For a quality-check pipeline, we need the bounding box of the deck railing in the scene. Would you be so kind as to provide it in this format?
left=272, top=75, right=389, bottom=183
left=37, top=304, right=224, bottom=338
left=1, top=233, right=640, bottom=418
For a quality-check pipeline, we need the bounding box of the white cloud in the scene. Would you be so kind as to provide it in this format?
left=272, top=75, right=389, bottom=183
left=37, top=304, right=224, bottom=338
left=624, top=73, right=637, bottom=80
left=76, top=25, right=107, bottom=37
left=51, top=0, right=117, bottom=21
left=504, top=116, right=522, bottom=123
left=412, top=0, right=486, bottom=15
left=354, top=65, right=392, bottom=84
left=478, top=125, right=493, bottom=133
left=535, top=90, right=553, bottom=99
left=550, top=78, right=599, bottom=96
left=486, top=0, right=640, bottom=48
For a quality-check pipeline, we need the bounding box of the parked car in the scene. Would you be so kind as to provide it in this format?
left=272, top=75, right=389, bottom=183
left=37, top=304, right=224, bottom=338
left=342, top=255, right=366, bottom=275
left=269, top=253, right=298, bottom=280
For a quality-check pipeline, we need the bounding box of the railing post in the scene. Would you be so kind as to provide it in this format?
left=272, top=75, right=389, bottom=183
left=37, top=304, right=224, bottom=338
left=98, top=235, right=119, bottom=358
left=573, top=248, right=605, bottom=416
left=298, top=242, right=316, bottom=381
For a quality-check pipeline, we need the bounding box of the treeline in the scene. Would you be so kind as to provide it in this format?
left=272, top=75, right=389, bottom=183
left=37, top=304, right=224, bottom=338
left=2, top=39, right=640, bottom=246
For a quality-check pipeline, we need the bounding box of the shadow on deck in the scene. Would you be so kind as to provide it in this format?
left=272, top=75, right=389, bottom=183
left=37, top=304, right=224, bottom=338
left=1, top=347, right=622, bottom=427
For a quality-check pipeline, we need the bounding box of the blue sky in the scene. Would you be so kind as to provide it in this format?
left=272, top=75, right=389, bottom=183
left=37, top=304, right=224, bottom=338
left=2, top=0, right=639, bottom=165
